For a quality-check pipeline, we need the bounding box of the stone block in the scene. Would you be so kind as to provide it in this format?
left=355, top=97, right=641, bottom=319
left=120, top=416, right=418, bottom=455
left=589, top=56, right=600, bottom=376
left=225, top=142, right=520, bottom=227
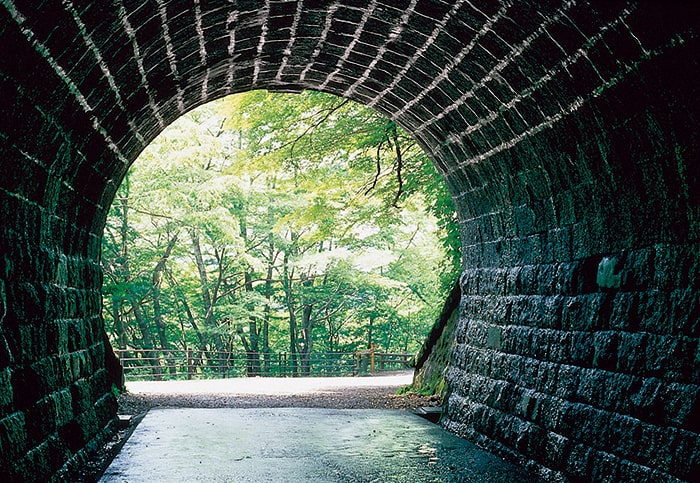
left=670, top=288, right=700, bottom=337
left=11, top=365, right=45, bottom=409
left=540, top=431, right=571, bottom=472
left=592, top=331, right=619, bottom=371
left=575, top=369, right=608, bottom=407
left=617, top=460, right=665, bottom=483
left=53, top=387, right=74, bottom=429
left=568, top=332, right=594, bottom=366
left=93, top=392, right=118, bottom=427
left=620, top=248, right=654, bottom=290
left=0, top=412, right=28, bottom=462
left=564, top=442, right=594, bottom=478
left=669, top=428, right=700, bottom=480
left=629, top=378, right=666, bottom=426
left=606, top=413, right=643, bottom=458
left=70, top=378, right=93, bottom=415
left=0, top=367, right=13, bottom=411
left=562, top=294, right=603, bottom=331
left=11, top=282, right=46, bottom=325
left=601, top=372, right=638, bottom=413
left=13, top=325, right=48, bottom=365
left=644, top=334, right=681, bottom=377
left=641, top=423, right=680, bottom=476
left=11, top=438, right=53, bottom=483
left=596, top=256, right=621, bottom=289
left=75, top=407, right=99, bottom=444
left=25, top=396, right=58, bottom=448
left=608, top=292, right=640, bottom=332
left=589, top=449, right=621, bottom=483
left=547, top=330, right=570, bottom=363
left=486, top=325, right=502, bottom=350
left=637, top=291, right=674, bottom=335
left=551, top=364, right=581, bottom=400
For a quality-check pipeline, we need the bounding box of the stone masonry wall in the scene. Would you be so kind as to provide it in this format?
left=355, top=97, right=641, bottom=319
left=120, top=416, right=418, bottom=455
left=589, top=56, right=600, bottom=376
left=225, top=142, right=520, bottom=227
left=0, top=1, right=698, bottom=481
left=441, top=23, right=700, bottom=478
left=0, top=3, right=122, bottom=480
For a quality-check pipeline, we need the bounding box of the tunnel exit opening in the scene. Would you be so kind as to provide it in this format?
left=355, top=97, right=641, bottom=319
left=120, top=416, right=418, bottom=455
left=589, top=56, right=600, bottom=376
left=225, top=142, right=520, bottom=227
left=101, top=89, right=460, bottom=385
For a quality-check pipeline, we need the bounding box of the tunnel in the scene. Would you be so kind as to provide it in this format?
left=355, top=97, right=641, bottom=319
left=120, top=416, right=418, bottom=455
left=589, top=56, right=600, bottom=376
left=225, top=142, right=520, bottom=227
left=0, top=1, right=698, bottom=481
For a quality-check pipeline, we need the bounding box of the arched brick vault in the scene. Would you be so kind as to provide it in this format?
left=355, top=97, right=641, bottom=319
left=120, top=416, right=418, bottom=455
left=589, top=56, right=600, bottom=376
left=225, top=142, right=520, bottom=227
left=0, top=0, right=698, bottom=480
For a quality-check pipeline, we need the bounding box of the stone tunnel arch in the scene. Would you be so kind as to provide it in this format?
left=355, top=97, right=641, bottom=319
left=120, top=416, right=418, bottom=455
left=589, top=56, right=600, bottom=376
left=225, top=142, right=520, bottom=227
left=0, top=1, right=698, bottom=481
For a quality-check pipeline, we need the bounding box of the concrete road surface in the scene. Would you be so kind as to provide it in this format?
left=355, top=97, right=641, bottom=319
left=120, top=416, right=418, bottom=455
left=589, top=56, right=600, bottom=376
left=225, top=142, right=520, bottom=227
left=100, top=408, right=535, bottom=482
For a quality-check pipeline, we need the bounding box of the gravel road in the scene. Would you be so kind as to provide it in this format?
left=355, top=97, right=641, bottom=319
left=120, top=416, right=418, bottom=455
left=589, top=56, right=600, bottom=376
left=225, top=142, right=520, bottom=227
left=118, top=370, right=441, bottom=415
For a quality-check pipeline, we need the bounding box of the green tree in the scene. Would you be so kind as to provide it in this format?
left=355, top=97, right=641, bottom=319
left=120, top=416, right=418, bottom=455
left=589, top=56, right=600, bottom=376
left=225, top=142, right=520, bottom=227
left=102, top=90, right=459, bottom=378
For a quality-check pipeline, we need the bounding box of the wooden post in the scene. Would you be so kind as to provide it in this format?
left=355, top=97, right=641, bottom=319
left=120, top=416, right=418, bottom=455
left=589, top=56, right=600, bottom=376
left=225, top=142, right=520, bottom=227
left=187, top=349, right=193, bottom=380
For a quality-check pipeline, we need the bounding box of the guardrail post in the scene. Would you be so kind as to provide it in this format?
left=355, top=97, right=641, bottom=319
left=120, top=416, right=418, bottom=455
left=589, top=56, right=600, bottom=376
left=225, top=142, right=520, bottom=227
left=187, top=349, right=193, bottom=380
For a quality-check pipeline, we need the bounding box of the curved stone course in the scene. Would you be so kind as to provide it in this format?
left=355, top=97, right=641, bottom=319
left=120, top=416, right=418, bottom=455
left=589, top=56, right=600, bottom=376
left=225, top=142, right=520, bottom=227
left=0, top=1, right=698, bottom=481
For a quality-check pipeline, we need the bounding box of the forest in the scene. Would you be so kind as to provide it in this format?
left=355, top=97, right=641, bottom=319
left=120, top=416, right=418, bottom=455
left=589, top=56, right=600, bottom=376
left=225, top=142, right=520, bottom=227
left=102, top=90, right=460, bottom=377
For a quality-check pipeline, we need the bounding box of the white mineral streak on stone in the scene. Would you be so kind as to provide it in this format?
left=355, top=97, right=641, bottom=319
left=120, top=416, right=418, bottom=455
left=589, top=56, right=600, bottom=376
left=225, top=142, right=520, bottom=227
left=156, top=0, right=185, bottom=112
left=442, top=8, right=639, bottom=170
left=367, top=0, right=467, bottom=109
left=116, top=0, right=166, bottom=129
left=194, top=0, right=208, bottom=101
left=622, top=15, right=650, bottom=58
left=393, top=2, right=508, bottom=120
left=3, top=0, right=129, bottom=164
left=299, top=2, right=339, bottom=82
left=344, top=0, right=418, bottom=99
left=63, top=0, right=147, bottom=145
left=449, top=96, right=586, bottom=177
left=252, top=0, right=271, bottom=86
left=415, top=2, right=575, bottom=134
left=275, top=0, right=303, bottom=83
left=226, top=9, right=239, bottom=90
left=318, top=1, right=377, bottom=90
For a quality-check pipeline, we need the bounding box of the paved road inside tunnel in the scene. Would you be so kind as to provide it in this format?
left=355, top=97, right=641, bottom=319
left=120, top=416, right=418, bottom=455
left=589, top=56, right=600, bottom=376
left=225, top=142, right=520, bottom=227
left=100, top=408, right=534, bottom=482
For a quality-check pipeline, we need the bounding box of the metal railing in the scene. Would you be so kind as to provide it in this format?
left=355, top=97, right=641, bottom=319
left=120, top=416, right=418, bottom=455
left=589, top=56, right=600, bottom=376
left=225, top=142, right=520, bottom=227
left=113, top=349, right=415, bottom=380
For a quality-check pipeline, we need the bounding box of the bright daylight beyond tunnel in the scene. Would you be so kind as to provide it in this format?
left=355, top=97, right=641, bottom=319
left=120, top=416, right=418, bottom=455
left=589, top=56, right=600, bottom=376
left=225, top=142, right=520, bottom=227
left=101, top=90, right=460, bottom=380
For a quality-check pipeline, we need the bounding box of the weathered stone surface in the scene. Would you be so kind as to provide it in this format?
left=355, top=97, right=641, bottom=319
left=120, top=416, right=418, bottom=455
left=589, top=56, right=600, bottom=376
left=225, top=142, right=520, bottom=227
left=0, top=1, right=699, bottom=481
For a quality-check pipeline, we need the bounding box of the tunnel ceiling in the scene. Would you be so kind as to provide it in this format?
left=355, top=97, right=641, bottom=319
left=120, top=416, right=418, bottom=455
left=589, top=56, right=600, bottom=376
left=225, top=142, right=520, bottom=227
left=2, top=0, right=695, bottom=243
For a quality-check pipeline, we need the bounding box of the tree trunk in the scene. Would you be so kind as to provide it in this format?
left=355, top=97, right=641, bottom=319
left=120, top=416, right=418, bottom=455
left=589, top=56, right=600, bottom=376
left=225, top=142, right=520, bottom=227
left=261, top=233, right=275, bottom=375
left=240, top=212, right=261, bottom=377
left=111, top=294, right=127, bottom=352
left=127, top=293, right=161, bottom=379
left=179, top=295, right=208, bottom=353
left=300, top=303, right=313, bottom=376
left=190, top=229, right=225, bottom=353
left=282, top=250, right=298, bottom=376
left=152, top=232, right=179, bottom=374
left=166, top=269, right=209, bottom=355
left=243, top=271, right=262, bottom=376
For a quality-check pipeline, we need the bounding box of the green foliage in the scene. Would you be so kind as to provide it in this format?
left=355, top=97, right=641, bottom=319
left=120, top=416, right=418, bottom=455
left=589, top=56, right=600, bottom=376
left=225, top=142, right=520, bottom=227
left=396, top=376, right=447, bottom=397
left=102, top=90, right=460, bottom=374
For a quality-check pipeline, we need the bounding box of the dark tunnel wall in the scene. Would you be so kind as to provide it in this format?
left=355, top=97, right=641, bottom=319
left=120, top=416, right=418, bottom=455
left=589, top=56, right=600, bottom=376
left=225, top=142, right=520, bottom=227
left=0, top=1, right=698, bottom=481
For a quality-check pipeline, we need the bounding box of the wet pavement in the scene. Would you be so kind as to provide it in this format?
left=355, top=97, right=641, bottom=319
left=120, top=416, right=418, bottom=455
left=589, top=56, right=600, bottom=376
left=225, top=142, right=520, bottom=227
left=100, top=408, right=535, bottom=482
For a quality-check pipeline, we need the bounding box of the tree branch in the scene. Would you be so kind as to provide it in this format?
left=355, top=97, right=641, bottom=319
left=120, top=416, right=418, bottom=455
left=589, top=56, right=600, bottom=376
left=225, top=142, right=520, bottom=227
left=365, top=140, right=385, bottom=195
left=389, top=122, right=404, bottom=207
left=277, top=98, right=351, bottom=156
